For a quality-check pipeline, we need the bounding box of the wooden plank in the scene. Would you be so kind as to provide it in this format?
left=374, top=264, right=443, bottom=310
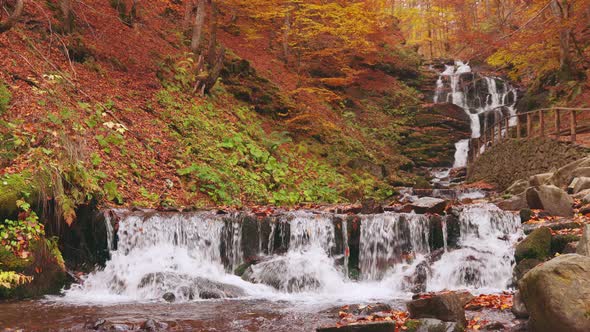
left=505, top=118, right=510, bottom=139
left=516, top=115, right=521, bottom=139
left=527, top=113, right=532, bottom=137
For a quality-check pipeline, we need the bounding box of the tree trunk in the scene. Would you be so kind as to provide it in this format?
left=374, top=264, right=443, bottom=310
left=190, top=0, right=206, bottom=53
left=0, top=0, right=24, bottom=34
left=183, top=0, right=195, bottom=32
left=60, top=0, right=74, bottom=34
left=551, top=0, right=572, bottom=75
left=206, top=0, right=218, bottom=66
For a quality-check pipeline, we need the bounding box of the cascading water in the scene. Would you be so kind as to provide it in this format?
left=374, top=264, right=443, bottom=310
left=63, top=212, right=259, bottom=303
left=433, top=60, right=518, bottom=168
left=359, top=213, right=430, bottom=280
left=428, top=204, right=522, bottom=292
left=61, top=206, right=521, bottom=305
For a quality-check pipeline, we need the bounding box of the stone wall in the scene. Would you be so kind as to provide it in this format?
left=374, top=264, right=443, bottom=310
left=468, top=138, right=589, bottom=190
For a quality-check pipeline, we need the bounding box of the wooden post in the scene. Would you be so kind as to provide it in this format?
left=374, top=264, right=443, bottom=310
left=491, top=123, right=495, bottom=144
left=539, top=110, right=545, bottom=137
left=516, top=115, right=521, bottom=139
left=505, top=118, right=510, bottom=139
left=483, top=128, right=488, bottom=147
left=570, top=109, right=577, bottom=143
left=554, top=109, right=560, bottom=139
left=527, top=113, right=532, bottom=137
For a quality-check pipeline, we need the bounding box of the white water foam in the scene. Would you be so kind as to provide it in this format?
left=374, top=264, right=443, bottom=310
left=61, top=206, right=521, bottom=306
left=427, top=204, right=522, bottom=293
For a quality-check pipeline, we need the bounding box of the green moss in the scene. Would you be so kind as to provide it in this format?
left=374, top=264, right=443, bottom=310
left=551, top=234, right=580, bottom=254
left=515, top=227, right=552, bottom=262
left=0, top=82, right=11, bottom=114
left=404, top=319, right=422, bottom=332
left=0, top=173, right=34, bottom=219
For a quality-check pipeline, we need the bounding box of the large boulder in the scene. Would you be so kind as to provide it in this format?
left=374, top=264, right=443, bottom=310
left=572, top=177, right=590, bottom=194
left=529, top=173, right=553, bottom=187
left=519, top=254, right=590, bottom=332
left=514, top=227, right=552, bottom=263
left=496, top=195, right=527, bottom=211
left=513, top=258, right=543, bottom=281
left=511, top=291, right=529, bottom=319
left=576, top=225, right=590, bottom=256
left=406, top=197, right=448, bottom=214
left=406, top=291, right=474, bottom=325
left=525, top=185, right=573, bottom=217
left=549, top=157, right=590, bottom=188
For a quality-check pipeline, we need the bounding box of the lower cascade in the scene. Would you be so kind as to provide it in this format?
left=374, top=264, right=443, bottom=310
left=62, top=204, right=522, bottom=304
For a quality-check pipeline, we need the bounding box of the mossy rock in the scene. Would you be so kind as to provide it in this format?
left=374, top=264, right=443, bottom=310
left=515, top=227, right=552, bottom=263
left=0, top=173, right=33, bottom=220
left=551, top=234, right=581, bottom=255
left=0, top=237, right=67, bottom=299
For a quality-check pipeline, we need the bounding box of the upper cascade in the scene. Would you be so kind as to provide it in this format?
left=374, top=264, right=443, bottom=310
left=433, top=61, right=518, bottom=168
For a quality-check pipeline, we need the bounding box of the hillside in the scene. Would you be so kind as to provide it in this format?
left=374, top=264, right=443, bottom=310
left=0, top=0, right=442, bottom=222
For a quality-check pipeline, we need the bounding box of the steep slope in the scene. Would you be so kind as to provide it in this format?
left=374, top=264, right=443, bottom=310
left=0, top=0, right=436, bottom=224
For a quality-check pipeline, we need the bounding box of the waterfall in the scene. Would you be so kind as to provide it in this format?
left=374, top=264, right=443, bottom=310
left=61, top=206, right=522, bottom=304
left=359, top=213, right=430, bottom=280
left=433, top=60, right=518, bottom=167
left=427, top=204, right=522, bottom=292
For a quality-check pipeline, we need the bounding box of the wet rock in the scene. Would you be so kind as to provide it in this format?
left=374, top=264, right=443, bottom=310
left=579, top=204, right=590, bottom=215
left=242, top=256, right=321, bottom=292
left=573, top=188, right=590, bottom=200
left=505, top=179, right=528, bottom=195
left=549, top=157, right=590, bottom=188
left=525, top=185, right=574, bottom=217
left=483, top=321, right=505, bottom=330
left=576, top=225, right=590, bottom=256
left=162, top=292, right=176, bottom=302
left=90, top=319, right=106, bottom=330
left=563, top=241, right=578, bottom=254
left=406, top=197, right=448, bottom=214
left=522, top=220, right=584, bottom=235
left=571, top=166, right=590, bottom=179
left=139, top=319, right=167, bottom=331
left=407, top=291, right=474, bottom=324
left=316, top=321, right=396, bottom=332
left=139, top=272, right=245, bottom=300
left=511, top=291, right=529, bottom=319
left=551, top=234, right=580, bottom=254
left=513, top=258, right=542, bottom=281
left=347, top=303, right=392, bottom=315
left=514, top=227, right=551, bottom=263
left=519, top=254, right=590, bottom=332
left=508, top=321, right=528, bottom=332
left=529, top=173, right=553, bottom=187
left=572, top=177, right=590, bottom=194
left=496, top=195, right=527, bottom=211
left=519, top=208, right=532, bottom=223
left=409, top=318, right=459, bottom=332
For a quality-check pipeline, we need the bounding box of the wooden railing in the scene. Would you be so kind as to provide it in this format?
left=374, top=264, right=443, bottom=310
left=469, top=107, right=590, bottom=163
